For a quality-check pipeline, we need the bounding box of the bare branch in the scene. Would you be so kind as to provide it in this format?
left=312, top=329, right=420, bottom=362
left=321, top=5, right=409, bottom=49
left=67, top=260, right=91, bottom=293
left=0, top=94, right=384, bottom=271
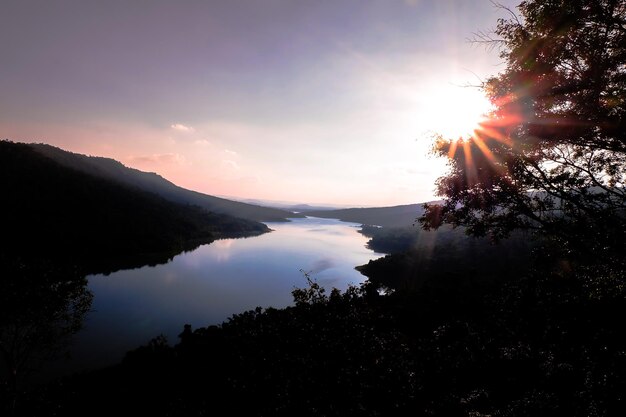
left=490, top=0, right=521, bottom=25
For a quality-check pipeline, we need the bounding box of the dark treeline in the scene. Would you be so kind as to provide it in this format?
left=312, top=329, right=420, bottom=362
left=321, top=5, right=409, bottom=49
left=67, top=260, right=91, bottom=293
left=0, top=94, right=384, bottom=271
left=0, top=255, right=92, bottom=409
left=358, top=224, right=535, bottom=293
left=16, top=259, right=625, bottom=416
left=0, top=140, right=269, bottom=274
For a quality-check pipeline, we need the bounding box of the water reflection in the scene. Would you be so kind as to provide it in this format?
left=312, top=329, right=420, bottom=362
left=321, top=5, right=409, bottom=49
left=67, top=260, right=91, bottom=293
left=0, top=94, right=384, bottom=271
left=211, top=239, right=235, bottom=262
left=69, top=217, right=381, bottom=372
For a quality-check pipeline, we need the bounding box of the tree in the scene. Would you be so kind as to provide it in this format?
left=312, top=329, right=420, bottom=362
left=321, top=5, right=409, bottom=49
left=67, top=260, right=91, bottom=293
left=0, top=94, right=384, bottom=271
left=0, top=256, right=92, bottom=414
left=420, top=0, right=626, bottom=267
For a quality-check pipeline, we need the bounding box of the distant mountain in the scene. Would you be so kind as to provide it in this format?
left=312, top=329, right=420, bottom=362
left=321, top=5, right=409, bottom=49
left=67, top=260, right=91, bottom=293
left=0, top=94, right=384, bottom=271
left=231, top=198, right=346, bottom=212
left=304, top=204, right=428, bottom=227
left=0, top=140, right=269, bottom=274
left=29, top=143, right=303, bottom=223
left=287, top=204, right=339, bottom=212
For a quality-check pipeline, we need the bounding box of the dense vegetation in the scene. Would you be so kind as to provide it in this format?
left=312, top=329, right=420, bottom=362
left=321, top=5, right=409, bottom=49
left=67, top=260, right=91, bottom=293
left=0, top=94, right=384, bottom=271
left=0, top=140, right=269, bottom=273
left=354, top=218, right=536, bottom=295
left=0, top=256, right=92, bottom=408
left=14, top=264, right=624, bottom=417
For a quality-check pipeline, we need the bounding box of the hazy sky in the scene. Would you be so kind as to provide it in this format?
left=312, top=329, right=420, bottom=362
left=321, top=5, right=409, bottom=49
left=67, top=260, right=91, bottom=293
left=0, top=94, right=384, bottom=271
left=1, top=0, right=519, bottom=206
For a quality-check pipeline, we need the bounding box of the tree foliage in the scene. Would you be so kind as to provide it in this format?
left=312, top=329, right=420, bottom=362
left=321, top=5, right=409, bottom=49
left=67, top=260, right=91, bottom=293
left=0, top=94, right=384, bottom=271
left=0, top=256, right=92, bottom=414
left=421, top=0, right=626, bottom=266
left=18, top=269, right=626, bottom=417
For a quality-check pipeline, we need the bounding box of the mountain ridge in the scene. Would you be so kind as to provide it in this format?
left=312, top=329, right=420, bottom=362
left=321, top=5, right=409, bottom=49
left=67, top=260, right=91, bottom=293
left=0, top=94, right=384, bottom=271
left=303, top=203, right=430, bottom=228
left=29, top=143, right=303, bottom=223
left=0, top=140, right=270, bottom=274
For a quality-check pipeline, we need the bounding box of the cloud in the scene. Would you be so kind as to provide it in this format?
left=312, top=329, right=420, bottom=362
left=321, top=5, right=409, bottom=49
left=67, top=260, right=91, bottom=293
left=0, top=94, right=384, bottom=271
left=130, top=153, right=187, bottom=165
left=221, top=159, right=240, bottom=170
left=194, top=139, right=212, bottom=146
left=170, top=123, right=195, bottom=132
left=223, top=149, right=238, bottom=156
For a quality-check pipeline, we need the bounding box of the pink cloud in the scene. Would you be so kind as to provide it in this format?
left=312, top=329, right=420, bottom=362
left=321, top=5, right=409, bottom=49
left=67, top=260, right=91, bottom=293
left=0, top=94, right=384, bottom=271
left=129, top=153, right=187, bottom=165
left=170, top=123, right=195, bottom=132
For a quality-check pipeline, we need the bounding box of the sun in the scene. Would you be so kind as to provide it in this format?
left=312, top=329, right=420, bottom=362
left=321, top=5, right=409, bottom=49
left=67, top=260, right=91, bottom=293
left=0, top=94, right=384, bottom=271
left=423, top=86, right=492, bottom=141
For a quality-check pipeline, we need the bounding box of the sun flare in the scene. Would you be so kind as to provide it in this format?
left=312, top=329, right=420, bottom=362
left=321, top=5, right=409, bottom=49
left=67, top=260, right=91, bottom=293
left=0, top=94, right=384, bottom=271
left=423, top=86, right=492, bottom=141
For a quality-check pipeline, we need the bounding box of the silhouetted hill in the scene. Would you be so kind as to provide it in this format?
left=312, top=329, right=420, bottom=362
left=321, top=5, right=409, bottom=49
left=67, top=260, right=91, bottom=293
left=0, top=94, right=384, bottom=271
left=0, top=140, right=269, bottom=273
left=235, top=198, right=343, bottom=212
left=357, top=228, right=535, bottom=293
left=29, top=143, right=303, bottom=223
left=304, top=204, right=427, bottom=227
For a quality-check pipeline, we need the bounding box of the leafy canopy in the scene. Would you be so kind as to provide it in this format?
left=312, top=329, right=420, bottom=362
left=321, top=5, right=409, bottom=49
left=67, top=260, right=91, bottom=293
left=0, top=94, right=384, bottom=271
left=420, top=0, right=626, bottom=265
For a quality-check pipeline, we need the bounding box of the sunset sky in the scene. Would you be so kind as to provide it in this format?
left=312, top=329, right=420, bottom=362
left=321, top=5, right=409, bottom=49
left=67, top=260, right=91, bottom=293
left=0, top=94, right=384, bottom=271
left=1, top=0, right=518, bottom=206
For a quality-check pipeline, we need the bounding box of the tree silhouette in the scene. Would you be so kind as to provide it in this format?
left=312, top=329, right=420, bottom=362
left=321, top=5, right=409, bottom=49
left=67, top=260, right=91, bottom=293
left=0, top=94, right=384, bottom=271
left=0, top=256, right=92, bottom=414
left=420, top=0, right=626, bottom=267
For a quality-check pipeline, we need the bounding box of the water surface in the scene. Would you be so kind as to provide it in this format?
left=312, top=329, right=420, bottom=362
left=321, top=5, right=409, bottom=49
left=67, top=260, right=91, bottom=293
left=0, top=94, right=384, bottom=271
left=67, top=216, right=382, bottom=371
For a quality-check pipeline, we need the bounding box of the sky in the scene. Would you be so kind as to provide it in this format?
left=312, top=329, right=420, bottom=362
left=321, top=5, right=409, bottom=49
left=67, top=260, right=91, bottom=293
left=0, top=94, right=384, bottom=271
left=1, top=0, right=520, bottom=206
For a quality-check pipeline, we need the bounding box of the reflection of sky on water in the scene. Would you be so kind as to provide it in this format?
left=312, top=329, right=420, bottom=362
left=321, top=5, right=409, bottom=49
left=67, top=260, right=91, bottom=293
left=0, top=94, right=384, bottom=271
left=309, top=258, right=336, bottom=274
left=65, top=217, right=382, bottom=373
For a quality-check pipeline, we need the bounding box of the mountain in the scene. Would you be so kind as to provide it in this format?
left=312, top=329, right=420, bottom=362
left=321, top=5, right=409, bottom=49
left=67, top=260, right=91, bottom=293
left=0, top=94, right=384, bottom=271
left=303, top=201, right=536, bottom=294
left=230, top=197, right=350, bottom=212
left=303, top=204, right=427, bottom=227
left=29, top=143, right=303, bottom=223
left=0, top=140, right=269, bottom=273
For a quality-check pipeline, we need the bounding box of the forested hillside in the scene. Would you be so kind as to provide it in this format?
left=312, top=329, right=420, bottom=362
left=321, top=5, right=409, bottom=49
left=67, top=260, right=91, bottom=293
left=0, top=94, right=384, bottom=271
left=304, top=203, right=425, bottom=227
left=0, top=140, right=269, bottom=273
left=30, top=143, right=303, bottom=223
left=357, top=225, right=535, bottom=293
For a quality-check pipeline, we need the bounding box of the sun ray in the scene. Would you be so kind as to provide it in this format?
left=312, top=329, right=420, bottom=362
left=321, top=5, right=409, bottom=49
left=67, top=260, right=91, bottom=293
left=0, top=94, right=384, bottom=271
left=462, top=139, right=478, bottom=186
left=477, top=125, right=514, bottom=146
left=472, top=134, right=497, bottom=163
left=448, top=138, right=459, bottom=159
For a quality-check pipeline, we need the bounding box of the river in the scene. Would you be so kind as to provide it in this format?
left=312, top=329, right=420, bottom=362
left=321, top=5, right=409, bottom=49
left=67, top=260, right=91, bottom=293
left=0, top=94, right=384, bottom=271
left=57, top=216, right=383, bottom=373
